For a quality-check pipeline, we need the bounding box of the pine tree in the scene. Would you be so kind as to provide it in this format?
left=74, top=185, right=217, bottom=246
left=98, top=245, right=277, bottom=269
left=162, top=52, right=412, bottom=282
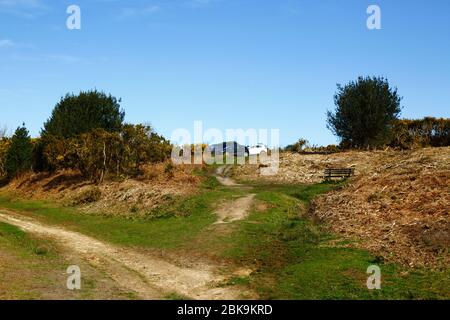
left=5, top=124, right=33, bottom=178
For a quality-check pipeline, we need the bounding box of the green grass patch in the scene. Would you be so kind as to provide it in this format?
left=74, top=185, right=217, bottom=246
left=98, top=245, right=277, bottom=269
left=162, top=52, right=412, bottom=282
left=164, top=292, right=192, bottom=300
left=0, top=222, right=55, bottom=258
left=212, top=183, right=450, bottom=300
left=0, top=175, right=448, bottom=300
left=0, top=181, right=238, bottom=249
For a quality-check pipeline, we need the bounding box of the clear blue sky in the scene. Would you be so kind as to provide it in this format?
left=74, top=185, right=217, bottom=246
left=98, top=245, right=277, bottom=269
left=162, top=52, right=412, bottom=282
left=1, top=0, right=449, bottom=146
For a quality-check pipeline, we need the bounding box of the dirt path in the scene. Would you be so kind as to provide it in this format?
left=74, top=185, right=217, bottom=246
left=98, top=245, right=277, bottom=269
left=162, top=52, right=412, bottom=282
left=214, top=166, right=256, bottom=224
left=215, top=166, right=241, bottom=186
left=0, top=210, right=241, bottom=300
left=214, top=195, right=256, bottom=224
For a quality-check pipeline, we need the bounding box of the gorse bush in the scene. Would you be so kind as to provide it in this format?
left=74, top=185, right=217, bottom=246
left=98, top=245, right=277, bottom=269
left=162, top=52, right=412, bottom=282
left=39, top=125, right=171, bottom=182
left=72, top=186, right=102, bottom=205
left=0, top=91, right=173, bottom=182
left=390, top=117, right=450, bottom=149
left=0, top=138, right=11, bottom=177
left=121, top=124, right=172, bottom=169
left=284, top=139, right=310, bottom=153
left=1, top=90, right=172, bottom=182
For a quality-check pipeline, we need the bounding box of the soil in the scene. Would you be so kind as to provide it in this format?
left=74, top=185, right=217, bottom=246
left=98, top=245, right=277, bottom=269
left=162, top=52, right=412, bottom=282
left=214, top=195, right=256, bottom=224
left=0, top=210, right=243, bottom=300
left=233, top=147, right=450, bottom=268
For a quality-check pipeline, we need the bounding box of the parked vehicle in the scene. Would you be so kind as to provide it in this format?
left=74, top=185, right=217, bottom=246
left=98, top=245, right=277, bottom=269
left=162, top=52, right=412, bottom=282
left=210, top=142, right=268, bottom=157
left=210, top=142, right=248, bottom=157
left=248, top=143, right=268, bottom=156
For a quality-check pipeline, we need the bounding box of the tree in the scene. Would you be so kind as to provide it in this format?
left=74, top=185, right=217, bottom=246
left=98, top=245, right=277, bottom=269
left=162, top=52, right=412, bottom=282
left=0, top=138, right=11, bottom=178
left=327, top=76, right=402, bottom=148
left=42, top=90, right=125, bottom=138
left=5, top=124, right=33, bottom=178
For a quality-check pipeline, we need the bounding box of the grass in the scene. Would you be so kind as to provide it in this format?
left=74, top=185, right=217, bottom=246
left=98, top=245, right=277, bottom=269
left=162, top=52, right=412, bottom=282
left=0, top=176, right=241, bottom=249
left=208, top=182, right=450, bottom=300
left=0, top=175, right=448, bottom=300
left=165, top=292, right=192, bottom=300
left=0, top=222, right=56, bottom=258
left=0, top=222, right=140, bottom=300
left=0, top=222, right=61, bottom=299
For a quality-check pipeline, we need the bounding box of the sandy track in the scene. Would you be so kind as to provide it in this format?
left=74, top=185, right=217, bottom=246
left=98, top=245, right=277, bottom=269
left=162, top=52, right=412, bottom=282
left=214, top=195, right=256, bottom=224
left=215, top=166, right=241, bottom=186
left=0, top=166, right=255, bottom=299
left=214, top=166, right=256, bottom=224
left=0, top=210, right=241, bottom=300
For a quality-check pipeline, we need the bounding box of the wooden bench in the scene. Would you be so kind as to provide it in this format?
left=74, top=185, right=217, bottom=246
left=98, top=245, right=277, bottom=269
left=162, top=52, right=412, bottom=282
left=323, top=168, right=355, bottom=180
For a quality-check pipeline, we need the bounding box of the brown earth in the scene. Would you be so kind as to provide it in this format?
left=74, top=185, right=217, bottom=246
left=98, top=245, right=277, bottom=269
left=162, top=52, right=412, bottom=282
left=233, top=147, right=450, bottom=268
left=214, top=194, right=256, bottom=225
left=0, top=167, right=257, bottom=300
left=3, top=163, right=203, bottom=217
left=0, top=209, right=246, bottom=300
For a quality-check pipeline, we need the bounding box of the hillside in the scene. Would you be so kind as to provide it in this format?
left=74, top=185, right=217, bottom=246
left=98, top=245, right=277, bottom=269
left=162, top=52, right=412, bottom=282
left=233, top=147, right=449, bottom=268
left=1, top=163, right=203, bottom=217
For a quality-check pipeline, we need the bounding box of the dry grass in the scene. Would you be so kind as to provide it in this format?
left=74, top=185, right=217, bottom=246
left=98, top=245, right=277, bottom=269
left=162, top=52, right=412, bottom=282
left=232, top=150, right=386, bottom=184
left=233, top=147, right=450, bottom=268
left=2, top=162, right=203, bottom=217
left=312, top=147, right=449, bottom=268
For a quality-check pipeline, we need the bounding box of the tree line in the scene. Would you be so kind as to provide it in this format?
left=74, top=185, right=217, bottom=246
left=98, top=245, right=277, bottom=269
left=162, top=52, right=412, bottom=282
left=0, top=90, right=171, bottom=182
left=288, top=76, right=449, bottom=152
left=1, top=79, right=449, bottom=179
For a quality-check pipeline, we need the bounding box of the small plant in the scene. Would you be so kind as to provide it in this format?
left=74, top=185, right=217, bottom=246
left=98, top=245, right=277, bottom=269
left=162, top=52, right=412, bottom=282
left=164, top=162, right=175, bottom=178
left=34, top=245, right=49, bottom=255
left=73, top=186, right=102, bottom=205
left=367, top=191, right=383, bottom=202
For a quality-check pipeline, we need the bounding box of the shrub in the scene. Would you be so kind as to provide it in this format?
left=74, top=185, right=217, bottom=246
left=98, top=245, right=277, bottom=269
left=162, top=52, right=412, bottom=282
left=76, top=129, right=123, bottom=182
left=285, top=139, right=310, bottom=152
left=72, top=186, right=102, bottom=205
left=327, top=76, right=402, bottom=148
left=0, top=138, right=11, bottom=178
left=40, top=135, right=79, bottom=172
left=42, top=90, right=125, bottom=138
left=121, top=124, right=171, bottom=171
left=164, top=162, right=175, bottom=178
left=37, top=125, right=172, bottom=182
left=390, top=117, right=450, bottom=149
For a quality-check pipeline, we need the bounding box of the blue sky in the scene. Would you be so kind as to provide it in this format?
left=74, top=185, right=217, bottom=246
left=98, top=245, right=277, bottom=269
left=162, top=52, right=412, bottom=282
left=1, top=0, right=449, bottom=146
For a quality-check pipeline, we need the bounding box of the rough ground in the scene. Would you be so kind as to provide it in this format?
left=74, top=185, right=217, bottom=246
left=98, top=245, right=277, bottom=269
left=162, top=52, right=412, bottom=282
left=312, top=147, right=449, bottom=268
left=0, top=167, right=257, bottom=300
left=214, top=166, right=256, bottom=224
left=4, top=163, right=201, bottom=217
left=215, top=166, right=241, bottom=187
left=214, top=195, right=256, bottom=225
left=0, top=231, right=135, bottom=300
left=0, top=209, right=242, bottom=300
left=233, top=147, right=449, bottom=268
left=232, top=150, right=388, bottom=184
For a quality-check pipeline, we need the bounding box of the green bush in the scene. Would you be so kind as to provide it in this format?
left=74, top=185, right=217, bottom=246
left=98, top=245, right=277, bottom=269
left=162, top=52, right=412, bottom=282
left=5, top=125, right=33, bottom=178
left=37, top=125, right=171, bottom=182
left=327, top=76, right=402, bottom=148
left=42, top=90, right=125, bottom=138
